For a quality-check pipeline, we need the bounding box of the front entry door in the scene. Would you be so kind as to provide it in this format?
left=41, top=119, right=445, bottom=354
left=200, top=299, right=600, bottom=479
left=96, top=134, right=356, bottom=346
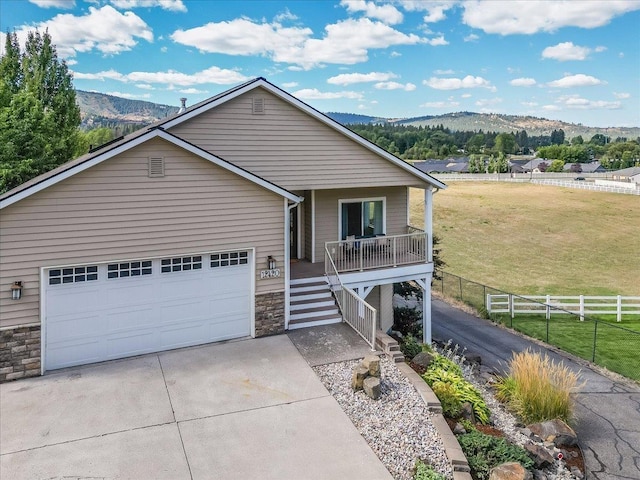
left=290, top=205, right=298, bottom=259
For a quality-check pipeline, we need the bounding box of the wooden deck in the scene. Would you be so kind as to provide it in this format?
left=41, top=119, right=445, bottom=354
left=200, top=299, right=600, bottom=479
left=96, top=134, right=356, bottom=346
left=290, top=260, right=326, bottom=280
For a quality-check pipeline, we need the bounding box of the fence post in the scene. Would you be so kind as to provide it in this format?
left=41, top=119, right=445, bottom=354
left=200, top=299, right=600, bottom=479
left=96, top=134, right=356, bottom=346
left=546, top=294, right=551, bottom=320
left=483, top=285, right=487, bottom=309
left=459, top=276, right=463, bottom=301
left=617, top=295, right=622, bottom=322
left=580, top=295, right=585, bottom=321
left=441, top=274, right=444, bottom=294
left=486, top=294, right=491, bottom=314
left=510, top=294, right=514, bottom=320
left=592, top=320, right=598, bottom=363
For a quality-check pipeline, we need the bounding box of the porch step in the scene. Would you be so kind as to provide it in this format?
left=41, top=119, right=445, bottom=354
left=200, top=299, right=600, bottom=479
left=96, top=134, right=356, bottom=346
left=289, top=276, right=342, bottom=330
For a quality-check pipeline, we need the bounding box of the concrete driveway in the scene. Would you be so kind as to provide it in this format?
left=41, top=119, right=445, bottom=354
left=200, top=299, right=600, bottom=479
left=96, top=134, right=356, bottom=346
left=1, top=335, right=393, bottom=480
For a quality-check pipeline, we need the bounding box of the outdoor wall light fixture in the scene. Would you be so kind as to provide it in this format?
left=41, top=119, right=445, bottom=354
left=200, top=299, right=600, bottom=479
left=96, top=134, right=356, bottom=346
left=267, top=256, right=276, bottom=270
left=11, top=281, right=23, bottom=300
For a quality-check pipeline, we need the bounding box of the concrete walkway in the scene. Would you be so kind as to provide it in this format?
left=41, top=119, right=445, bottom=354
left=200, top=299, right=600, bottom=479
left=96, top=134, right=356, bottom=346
left=1, top=335, right=392, bottom=480
left=431, top=299, right=640, bottom=480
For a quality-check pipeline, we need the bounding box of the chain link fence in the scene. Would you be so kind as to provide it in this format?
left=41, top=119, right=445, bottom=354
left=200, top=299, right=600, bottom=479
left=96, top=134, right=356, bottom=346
left=435, top=270, right=640, bottom=382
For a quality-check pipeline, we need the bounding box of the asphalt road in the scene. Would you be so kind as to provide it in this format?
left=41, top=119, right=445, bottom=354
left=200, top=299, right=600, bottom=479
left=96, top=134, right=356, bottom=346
left=431, top=299, right=640, bottom=480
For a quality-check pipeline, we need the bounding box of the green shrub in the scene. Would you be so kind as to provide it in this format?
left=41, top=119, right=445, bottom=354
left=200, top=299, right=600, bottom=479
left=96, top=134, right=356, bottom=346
left=414, top=460, right=447, bottom=480
left=494, top=375, right=517, bottom=403
left=423, top=364, right=491, bottom=424
left=393, top=306, right=422, bottom=337
left=458, top=431, right=534, bottom=480
left=401, top=335, right=423, bottom=358
left=425, top=354, right=463, bottom=376
left=500, top=349, right=581, bottom=424
left=431, top=381, right=463, bottom=418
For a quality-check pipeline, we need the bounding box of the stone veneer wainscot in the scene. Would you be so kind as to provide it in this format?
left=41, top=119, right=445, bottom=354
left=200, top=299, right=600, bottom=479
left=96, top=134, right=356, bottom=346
left=0, top=325, right=41, bottom=382
left=255, top=291, right=285, bottom=337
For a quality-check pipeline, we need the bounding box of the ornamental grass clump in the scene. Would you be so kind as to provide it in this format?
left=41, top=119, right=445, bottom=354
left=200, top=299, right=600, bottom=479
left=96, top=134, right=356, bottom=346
left=496, top=349, right=582, bottom=424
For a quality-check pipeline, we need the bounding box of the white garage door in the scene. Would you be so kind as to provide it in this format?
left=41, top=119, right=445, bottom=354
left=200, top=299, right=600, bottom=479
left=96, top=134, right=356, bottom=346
left=44, top=251, right=252, bottom=371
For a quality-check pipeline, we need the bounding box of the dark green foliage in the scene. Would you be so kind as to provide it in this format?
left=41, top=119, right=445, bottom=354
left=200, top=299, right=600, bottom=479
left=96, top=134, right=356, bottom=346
left=400, top=335, right=422, bottom=358
left=423, top=355, right=490, bottom=424
left=394, top=281, right=423, bottom=301
left=414, top=460, right=447, bottom=480
left=431, top=382, right=463, bottom=418
left=393, top=306, right=422, bottom=337
left=0, top=30, right=80, bottom=194
left=457, top=431, right=534, bottom=480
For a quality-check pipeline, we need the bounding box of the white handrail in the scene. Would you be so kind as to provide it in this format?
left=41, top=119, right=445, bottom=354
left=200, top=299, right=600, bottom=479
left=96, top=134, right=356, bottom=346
left=325, top=246, right=377, bottom=348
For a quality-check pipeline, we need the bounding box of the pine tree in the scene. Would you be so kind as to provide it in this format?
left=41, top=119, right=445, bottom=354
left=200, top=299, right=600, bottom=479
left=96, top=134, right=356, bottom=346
left=0, top=30, right=80, bottom=193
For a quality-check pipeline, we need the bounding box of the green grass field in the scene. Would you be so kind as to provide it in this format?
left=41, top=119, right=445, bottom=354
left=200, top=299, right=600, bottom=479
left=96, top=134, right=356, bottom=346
left=411, top=182, right=640, bottom=296
left=415, top=182, right=640, bottom=381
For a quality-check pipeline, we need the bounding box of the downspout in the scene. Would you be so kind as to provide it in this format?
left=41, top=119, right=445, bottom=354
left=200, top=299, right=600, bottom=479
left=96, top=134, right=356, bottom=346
left=285, top=200, right=301, bottom=330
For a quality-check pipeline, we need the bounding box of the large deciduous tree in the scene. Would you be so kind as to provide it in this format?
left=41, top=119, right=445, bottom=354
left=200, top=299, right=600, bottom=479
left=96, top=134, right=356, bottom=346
left=0, top=30, right=80, bottom=194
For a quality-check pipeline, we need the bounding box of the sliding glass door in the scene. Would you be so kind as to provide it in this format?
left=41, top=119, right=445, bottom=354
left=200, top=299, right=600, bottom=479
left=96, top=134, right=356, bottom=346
left=340, top=199, right=384, bottom=240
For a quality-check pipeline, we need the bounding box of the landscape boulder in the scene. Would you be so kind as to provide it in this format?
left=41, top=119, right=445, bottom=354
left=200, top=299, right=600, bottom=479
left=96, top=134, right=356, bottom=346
left=362, top=355, right=381, bottom=377
left=363, top=376, right=381, bottom=400
left=528, top=419, right=577, bottom=447
left=524, top=444, right=555, bottom=469
left=411, top=351, right=434, bottom=369
left=351, top=365, right=369, bottom=391
left=489, top=462, right=533, bottom=480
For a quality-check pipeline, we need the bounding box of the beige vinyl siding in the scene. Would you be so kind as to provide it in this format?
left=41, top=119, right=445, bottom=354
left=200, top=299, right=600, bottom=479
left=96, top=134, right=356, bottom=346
left=312, top=186, right=409, bottom=263
left=379, top=284, right=394, bottom=332
left=0, top=138, right=285, bottom=329
left=366, top=286, right=380, bottom=312
left=170, top=88, right=426, bottom=191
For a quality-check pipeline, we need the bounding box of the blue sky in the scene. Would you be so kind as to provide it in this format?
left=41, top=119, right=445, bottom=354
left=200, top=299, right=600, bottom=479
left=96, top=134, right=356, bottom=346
left=2, top=0, right=639, bottom=128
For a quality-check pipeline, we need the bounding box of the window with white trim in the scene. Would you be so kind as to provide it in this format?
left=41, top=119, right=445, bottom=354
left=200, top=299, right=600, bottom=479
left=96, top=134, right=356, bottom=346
left=107, top=261, right=152, bottom=279
left=49, top=266, right=98, bottom=285
left=161, top=256, right=202, bottom=273
left=211, top=251, right=249, bottom=268
left=339, top=198, right=385, bottom=240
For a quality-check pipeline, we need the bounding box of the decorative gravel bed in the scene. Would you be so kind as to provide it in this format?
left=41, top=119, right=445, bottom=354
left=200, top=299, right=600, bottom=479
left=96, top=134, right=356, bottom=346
left=313, top=357, right=453, bottom=480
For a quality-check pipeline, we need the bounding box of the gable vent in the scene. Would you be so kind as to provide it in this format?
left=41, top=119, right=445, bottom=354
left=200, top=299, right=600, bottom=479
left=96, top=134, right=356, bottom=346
left=148, top=157, right=165, bottom=177
left=252, top=98, right=265, bottom=115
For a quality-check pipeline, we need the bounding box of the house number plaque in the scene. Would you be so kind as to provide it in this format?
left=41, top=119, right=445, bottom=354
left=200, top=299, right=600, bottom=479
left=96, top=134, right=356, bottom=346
left=260, top=269, right=281, bottom=279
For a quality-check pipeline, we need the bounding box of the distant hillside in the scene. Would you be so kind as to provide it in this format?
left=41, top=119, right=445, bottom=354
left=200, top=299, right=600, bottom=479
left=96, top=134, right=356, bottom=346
left=74, top=90, right=639, bottom=140
left=76, top=90, right=179, bottom=129
left=396, top=111, right=640, bottom=140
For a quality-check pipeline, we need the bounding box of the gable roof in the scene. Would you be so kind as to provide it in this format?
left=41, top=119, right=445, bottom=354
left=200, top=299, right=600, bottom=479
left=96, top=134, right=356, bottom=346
left=1, top=77, right=445, bottom=208
left=0, top=128, right=303, bottom=209
left=160, top=77, right=446, bottom=190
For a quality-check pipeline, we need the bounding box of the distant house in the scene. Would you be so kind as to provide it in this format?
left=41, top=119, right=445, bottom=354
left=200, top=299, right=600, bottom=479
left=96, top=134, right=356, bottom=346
left=413, top=158, right=468, bottom=174
left=562, top=161, right=606, bottom=173
left=521, top=158, right=551, bottom=173
left=611, top=166, right=640, bottom=183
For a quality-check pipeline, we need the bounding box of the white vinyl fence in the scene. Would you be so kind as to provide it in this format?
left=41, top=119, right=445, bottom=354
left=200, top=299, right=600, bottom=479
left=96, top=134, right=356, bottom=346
left=487, top=294, right=640, bottom=322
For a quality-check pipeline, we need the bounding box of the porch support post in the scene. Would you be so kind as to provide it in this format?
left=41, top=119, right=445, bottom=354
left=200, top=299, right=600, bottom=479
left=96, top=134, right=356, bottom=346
left=425, top=186, right=433, bottom=263
left=311, top=190, right=316, bottom=263
left=422, top=277, right=432, bottom=345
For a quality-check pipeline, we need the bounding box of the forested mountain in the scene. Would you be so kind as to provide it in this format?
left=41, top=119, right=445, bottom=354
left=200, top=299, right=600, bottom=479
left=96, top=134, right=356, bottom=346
left=76, top=90, right=179, bottom=129
left=76, top=90, right=639, bottom=140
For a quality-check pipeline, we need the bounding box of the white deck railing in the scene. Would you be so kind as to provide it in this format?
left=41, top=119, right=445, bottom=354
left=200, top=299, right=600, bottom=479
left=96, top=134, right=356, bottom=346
left=325, top=231, right=428, bottom=273
left=325, top=247, right=377, bottom=348
left=487, top=294, right=640, bottom=322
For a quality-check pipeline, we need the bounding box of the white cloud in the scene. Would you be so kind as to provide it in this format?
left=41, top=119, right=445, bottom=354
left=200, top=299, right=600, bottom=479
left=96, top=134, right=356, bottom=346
left=274, top=8, right=298, bottom=22
left=327, top=71, right=398, bottom=85
left=423, top=75, right=495, bottom=91
left=521, top=101, right=539, bottom=107
left=542, top=42, right=591, bottom=61
left=179, top=88, right=208, bottom=94
left=461, top=93, right=472, bottom=98
left=171, top=17, right=422, bottom=70
left=135, top=83, right=154, bottom=89
left=547, top=74, right=604, bottom=88
left=613, top=92, right=631, bottom=99
left=434, top=69, right=455, bottom=75
left=464, top=33, right=479, bottom=42
left=108, top=0, right=187, bottom=12
left=420, top=101, right=460, bottom=108
left=28, top=0, right=75, bottom=8
left=340, top=0, right=404, bottom=25
left=282, top=81, right=299, bottom=88
left=293, top=88, right=364, bottom=100
left=73, top=66, right=248, bottom=86
left=595, top=46, right=607, bottom=53
left=390, top=51, right=402, bottom=57
left=66, top=59, right=77, bottom=65
left=543, top=105, right=562, bottom=111
left=510, top=77, right=537, bottom=87
left=426, top=35, right=449, bottom=46
left=555, top=94, right=621, bottom=110
left=374, top=81, right=416, bottom=91
left=462, top=0, right=640, bottom=35
left=12, top=6, right=153, bottom=58
left=106, top=91, right=151, bottom=99
left=476, top=97, right=503, bottom=107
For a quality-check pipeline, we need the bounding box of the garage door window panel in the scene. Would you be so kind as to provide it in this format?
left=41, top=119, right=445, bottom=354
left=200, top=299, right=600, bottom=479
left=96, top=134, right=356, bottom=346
left=211, top=251, right=249, bottom=268
left=161, top=256, right=202, bottom=273
left=49, top=265, right=98, bottom=285
left=107, top=261, right=152, bottom=279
